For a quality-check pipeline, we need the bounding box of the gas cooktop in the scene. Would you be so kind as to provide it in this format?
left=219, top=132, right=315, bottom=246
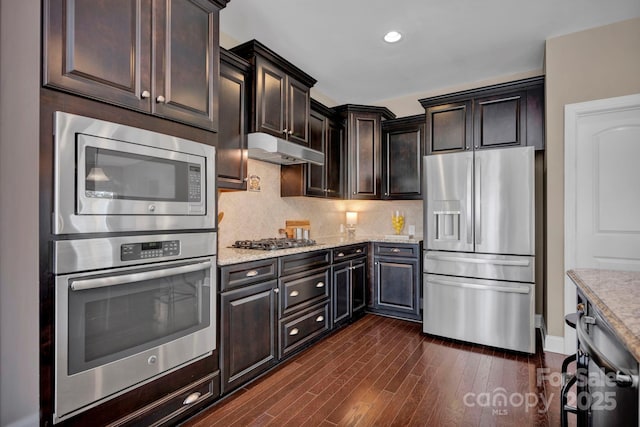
left=231, top=238, right=317, bottom=251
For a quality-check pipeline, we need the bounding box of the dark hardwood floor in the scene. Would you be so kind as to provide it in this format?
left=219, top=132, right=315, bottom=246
left=184, top=315, right=575, bottom=427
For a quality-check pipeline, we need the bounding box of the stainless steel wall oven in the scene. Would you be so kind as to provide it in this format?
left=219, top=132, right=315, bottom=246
left=53, top=233, right=217, bottom=423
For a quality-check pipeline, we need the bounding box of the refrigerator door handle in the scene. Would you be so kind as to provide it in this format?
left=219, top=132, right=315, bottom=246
left=475, top=158, right=482, bottom=245
left=428, top=277, right=530, bottom=294
left=466, top=158, right=473, bottom=244
left=426, top=254, right=531, bottom=267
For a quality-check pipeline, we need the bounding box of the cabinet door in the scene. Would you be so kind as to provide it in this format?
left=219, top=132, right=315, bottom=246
left=43, top=0, right=152, bottom=110
left=325, top=119, right=344, bottom=198
left=374, top=257, right=420, bottom=320
left=426, top=101, right=472, bottom=154
left=349, top=112, right=381, bottom=199
left=351, top=258, right=367, bottom=314
left=473, top=91, right=526, bottom=150
left=152, top=0, right=219, bottom=130
left=218, top=58, right=248, bottom=190
left=332, top=263, right=351, bottom=324
left=255, top=57, right=287, bottom=138
left=287, top=76, right=310, bottom=145
left=306, top=110, right=326, bottom=197
left=383, top=124, right=423, bottom=199
left=220, top=280, right=278, bottom=393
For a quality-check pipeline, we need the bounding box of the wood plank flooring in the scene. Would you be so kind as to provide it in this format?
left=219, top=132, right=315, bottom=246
left=183, top=315, right=575, bottom=427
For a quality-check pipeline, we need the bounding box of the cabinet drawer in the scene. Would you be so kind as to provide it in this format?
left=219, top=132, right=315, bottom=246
left=279, top=267, right=330, bottom=316
left=279, top=302, right=330, bottom=359
left=332, top=244, right=368, bottom=262
left=220, top=259, right=278, bottom=291
left=374, top=243, right=420, bottom=258
left=110, top=372, right=219, bottom=427
left=280, top=250, right=330, bottom=277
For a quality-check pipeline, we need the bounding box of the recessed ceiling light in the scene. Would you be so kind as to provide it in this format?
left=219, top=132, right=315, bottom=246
left=384, top=31, right=402, bottom=43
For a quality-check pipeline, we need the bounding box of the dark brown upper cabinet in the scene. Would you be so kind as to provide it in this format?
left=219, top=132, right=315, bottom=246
left=335, top=105, right=396, bottom=200
left=218, top=49, right=250, bottom=190
left=231, top=40, right=317, bottom=145
left=43, top=0, right=227, bottom=131
left=381, top=115, right=424, bottom=200
left=420, top=77, right=545, bottom=155
left=281, top=99, right=344, bottom=198
left=306, top=99, right=344, bottom=198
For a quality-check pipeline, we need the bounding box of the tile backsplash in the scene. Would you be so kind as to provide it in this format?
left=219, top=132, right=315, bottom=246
left=217, top=160, right=423, bottom=248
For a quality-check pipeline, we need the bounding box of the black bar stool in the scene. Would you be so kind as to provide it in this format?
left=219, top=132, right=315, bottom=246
left=561, top=312, right=579, bottom=427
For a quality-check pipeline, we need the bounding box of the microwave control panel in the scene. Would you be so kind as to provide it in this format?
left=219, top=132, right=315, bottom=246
left=121, top=240, right=180, bottom=261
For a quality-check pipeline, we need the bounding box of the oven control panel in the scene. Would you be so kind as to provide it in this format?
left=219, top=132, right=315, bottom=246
left=121, top=240, right=180, bottom=261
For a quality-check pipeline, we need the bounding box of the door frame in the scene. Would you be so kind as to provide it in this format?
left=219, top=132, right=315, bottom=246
left=563, top=92, right=640, bottom=354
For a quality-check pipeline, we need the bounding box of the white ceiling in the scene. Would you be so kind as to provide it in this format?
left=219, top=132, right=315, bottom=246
left=220, top=0, right=640, bottom=107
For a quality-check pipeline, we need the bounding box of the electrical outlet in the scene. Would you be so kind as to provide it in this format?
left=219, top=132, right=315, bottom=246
left=408, top=225, right=416, bottom=236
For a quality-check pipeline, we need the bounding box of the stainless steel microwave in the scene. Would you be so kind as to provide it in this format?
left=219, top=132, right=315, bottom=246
left=53, top=112, right=215, bottom=234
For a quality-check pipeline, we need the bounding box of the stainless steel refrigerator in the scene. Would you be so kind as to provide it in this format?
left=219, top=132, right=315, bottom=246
left=423, top=146, right=535, bottom=353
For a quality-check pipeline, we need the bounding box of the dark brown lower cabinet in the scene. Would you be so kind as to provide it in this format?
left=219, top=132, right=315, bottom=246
left=220, top=279, right=278, bottom=394
left=372, top=242, right=422, bottom=321
left=332, top=255, right=367, bottom=327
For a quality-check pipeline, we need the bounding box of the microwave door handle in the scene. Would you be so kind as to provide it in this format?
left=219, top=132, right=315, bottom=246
left=576, top=312, right=639, bottom=388
left=70, top=260, right=212, bottom=291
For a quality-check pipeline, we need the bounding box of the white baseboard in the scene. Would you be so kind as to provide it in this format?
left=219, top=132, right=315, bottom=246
left=544, top=335, right=568, bottom=354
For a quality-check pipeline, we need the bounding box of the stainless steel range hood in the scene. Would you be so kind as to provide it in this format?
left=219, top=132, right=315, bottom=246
left=247, top=132, right=324, bottom=166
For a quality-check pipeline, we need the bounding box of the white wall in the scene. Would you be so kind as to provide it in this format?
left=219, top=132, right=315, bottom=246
left=0, top=1, right=40, bottom=426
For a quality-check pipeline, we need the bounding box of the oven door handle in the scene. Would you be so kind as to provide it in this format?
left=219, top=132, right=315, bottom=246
left=576, top=312, right=639, bottom=388
left=70, top=260, right=212, bottom=291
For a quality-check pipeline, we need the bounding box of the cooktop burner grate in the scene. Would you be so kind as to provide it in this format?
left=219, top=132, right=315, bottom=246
left=231, top=238, right=317, bottom=251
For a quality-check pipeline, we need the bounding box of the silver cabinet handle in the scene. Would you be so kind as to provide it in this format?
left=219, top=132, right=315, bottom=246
left=141, top=90, right=150, bottom=99
left=316, top=316, right=324, bottom=322
left=245, top=270, right=258, bottom=277
left=273, top=288, right=280, bottom=294
left=289, top=328, right=299, bottom=336
left=337, top=252, right=345, bottom=257
left=70, top=261, right=211, bottom=291
left=290, top=290, right=299, bottom=297
left=156, top=95, right=166, bottom=103
left=288, top=130, right=293, bottom=135
left=356, top=249, right=362, bottom=253
left=316, top=282, right=325, bottom=288
left=391, top=248, right=401, bottom=253
left=282, top=128, right=289, bottom=134
left=183, top=392, right=201, bottom=405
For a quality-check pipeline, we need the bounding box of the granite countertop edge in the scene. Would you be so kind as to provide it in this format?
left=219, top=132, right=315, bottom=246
left=567, top=268, right=640, bottom=362
left=217, top=235, right=423, bottom=266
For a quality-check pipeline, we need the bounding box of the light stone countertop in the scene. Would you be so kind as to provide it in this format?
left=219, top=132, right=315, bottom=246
left=217, top=235, right=423, bottom=266
left=567, top=268, right=640, bottom=362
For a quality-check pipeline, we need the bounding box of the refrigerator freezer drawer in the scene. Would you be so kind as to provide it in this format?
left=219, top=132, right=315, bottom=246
left=424, top=251, right=534, bottom=283
left=423, top=273, right=535, bottom=353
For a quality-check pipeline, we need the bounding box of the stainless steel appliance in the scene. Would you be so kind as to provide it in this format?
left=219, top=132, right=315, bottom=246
left=423, top=146, right=535, bottom=353
left=573, top=299, right=638, bottom=426
left=54, top=112, right=216, bottom=234
left=231, top=238, right=317, bottom=250
left=53, top=232, right=216, bottom=423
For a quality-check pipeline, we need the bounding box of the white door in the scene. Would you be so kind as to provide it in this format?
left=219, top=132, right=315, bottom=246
left=564, top=93, right=640, bottom=353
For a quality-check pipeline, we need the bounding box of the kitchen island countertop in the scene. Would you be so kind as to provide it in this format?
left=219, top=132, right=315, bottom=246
left=218, top=235, right=423, bottom=266
left=567, top=268, right=640, bottom=362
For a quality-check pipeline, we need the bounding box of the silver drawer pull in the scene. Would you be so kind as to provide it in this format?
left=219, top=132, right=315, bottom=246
left=356, top=249, right=362, bottom=253
left=183, top=392, right=201, bottom=405
left=290, top=290, right=299, bottom=297
left=290, top=328, right=299, bottom=336
left=316, top=282, right=325, bottom=288
left=391, top=248, right=401, bottom=253
left=245, top=270, right=259, bottom=277
left=337, top=252, right=345, bottom=257
left=316, top=316, right=324, bottom=322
